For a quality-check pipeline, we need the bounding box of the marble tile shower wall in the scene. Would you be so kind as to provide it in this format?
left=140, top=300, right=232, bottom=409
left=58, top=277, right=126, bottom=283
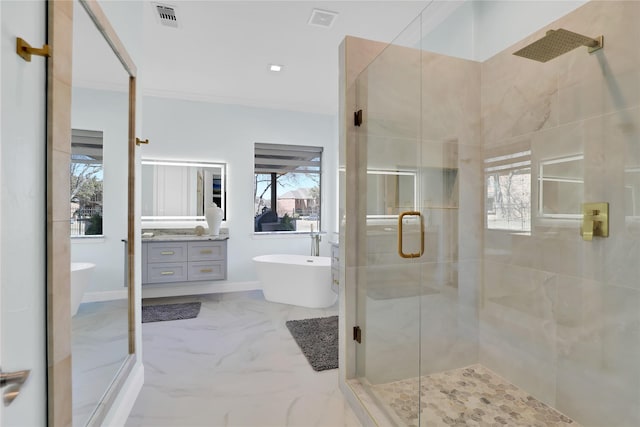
left=420, top=50, right=483, bottom=378
left=480, top=2, right=640, bottom=426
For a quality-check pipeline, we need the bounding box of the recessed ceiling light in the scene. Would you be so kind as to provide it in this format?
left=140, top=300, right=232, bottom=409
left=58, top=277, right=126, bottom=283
left=308, top=8, right=338, bottom=28
left=269, top=64, right=283, bottom=72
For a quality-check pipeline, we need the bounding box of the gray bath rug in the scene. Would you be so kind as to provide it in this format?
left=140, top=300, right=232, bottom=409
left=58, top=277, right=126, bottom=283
left=142, top=302, right=201, bottom=323
left=286, top=316, right=338, bottom=372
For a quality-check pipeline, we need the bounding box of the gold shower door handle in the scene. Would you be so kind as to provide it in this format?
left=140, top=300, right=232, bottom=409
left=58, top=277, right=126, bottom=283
left=397, top=211, right=425, bottom=259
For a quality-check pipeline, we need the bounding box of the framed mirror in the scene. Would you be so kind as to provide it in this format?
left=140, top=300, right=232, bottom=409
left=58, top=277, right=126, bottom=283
left=141, top=159, right=227, bottom=224
left=49, top=0, right=137, bottom=425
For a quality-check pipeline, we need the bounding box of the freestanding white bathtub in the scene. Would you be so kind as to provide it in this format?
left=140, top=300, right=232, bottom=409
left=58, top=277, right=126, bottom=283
left=253, top=254, right=337, bottom=308
left=71, top=262, right=95, bottom=316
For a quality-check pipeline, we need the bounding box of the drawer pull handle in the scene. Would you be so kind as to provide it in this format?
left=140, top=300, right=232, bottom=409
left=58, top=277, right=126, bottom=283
left=160, top=271, right=175, bottom=276
left=333, top=279, right=339, bottom=285
left=160, top=251, right=175, bottom=255
left=200, top=268, right=213, bottom=273
left=200, top=250, right=213, bottom=254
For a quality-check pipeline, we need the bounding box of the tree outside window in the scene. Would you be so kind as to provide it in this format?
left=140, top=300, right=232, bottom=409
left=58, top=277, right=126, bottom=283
left=485, top=150, right=531, bottom=232
left=70, top=129, right=104, bottom=236
left=254, top=143, right=322, bottom=233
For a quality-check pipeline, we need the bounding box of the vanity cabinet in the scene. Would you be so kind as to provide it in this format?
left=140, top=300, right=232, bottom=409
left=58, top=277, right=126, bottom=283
left=142, top=239, right=228, bottom=284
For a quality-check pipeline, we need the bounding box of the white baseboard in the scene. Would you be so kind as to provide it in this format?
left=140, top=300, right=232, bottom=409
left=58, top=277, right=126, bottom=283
left=141, top=280, right=261, bottom=299
left=102, top=362, right=144, bottom=427
left=82, top=289, right=128, bottom=303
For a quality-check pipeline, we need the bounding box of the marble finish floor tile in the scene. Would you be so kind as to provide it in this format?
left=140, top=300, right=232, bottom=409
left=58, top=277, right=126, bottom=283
left=73, top=299, right=129, bottom=427
left=372, top=365, right=579, bottom=427
left=126, top=291, right=360, bottom=427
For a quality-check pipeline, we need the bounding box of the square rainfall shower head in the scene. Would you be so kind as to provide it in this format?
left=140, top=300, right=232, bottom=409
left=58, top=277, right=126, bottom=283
left=513, top=29, right=603, bottom=63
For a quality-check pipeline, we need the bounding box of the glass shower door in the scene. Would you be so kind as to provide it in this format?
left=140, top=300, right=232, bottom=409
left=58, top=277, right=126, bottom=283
left=348, top=1, right=640, bottom=426
left=352, top=15, right=425, bottom=425
left=351, top=5, right=482, bottom=426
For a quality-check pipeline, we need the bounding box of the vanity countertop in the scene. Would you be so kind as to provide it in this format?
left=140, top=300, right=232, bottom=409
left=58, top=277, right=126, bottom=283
left=142, top=234, right=229, bottom=242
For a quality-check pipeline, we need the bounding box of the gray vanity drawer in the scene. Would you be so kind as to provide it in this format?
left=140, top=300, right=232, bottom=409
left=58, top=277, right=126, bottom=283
left=147, top=242, right=187, bottom=263
left=188, top=241, right=226, bottom=261
left=188, top=261, right=226, bottom=281
left=146, top=262, right=188, bottom=283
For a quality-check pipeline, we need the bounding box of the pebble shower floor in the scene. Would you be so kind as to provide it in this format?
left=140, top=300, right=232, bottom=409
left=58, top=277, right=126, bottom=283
left=371, top=364, right=578, bottom=427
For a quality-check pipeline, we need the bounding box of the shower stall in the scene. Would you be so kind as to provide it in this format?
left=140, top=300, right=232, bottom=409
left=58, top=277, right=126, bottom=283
left=339, top=1, right=640, bottom=425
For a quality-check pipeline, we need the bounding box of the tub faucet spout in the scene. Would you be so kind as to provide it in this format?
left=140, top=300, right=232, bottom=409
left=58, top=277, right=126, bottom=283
left=310, top=224, right=321, bottom=256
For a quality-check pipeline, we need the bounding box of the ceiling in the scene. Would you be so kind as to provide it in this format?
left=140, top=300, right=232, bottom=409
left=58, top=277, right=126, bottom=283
left=75, top=1, right=431, bottom=115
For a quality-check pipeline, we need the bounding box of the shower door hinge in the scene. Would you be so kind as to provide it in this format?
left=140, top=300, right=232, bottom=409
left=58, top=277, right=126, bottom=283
left=354, top=110, right=363, bottom=127
left=353, top=326, right=362, bottom=343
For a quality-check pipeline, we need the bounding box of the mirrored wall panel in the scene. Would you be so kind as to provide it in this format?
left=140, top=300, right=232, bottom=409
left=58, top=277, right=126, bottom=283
left=71, top=1, right=131, bottom=425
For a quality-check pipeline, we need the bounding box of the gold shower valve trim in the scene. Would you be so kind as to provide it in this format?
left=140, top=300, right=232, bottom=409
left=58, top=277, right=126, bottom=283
left=16, top=38, right=50, bottom=62
left=581, top=202, right=609, bottom=241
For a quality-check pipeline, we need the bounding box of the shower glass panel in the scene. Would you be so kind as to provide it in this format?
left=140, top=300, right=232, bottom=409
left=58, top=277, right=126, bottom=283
left=353, top=14, right=423, bottom=425
left=417, top=2, right=482, bottom=426
left=480, top=2, right=640, bottom=426
left=348, top=1, right=640, bottom=426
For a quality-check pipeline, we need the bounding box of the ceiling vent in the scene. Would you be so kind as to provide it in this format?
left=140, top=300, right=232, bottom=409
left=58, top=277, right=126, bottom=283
left=308, top=8, right=338, bottom=28
left=153, top=3, right=178, bottom=28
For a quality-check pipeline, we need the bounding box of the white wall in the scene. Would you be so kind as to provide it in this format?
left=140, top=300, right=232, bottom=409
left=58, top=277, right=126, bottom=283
left=418, top=0, right=588, bottom=62
left=71, top=87, right=129, bottom=295
left=0, top=0, right=47, bottom=425
left=474, top=0, right=587, bottom=61
left=142, top=96, right=338, bottom=288
left=420, top=1, right=476, bottom=60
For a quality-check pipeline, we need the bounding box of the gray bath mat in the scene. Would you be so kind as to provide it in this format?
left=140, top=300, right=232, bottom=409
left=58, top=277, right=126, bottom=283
left=142, top=302, right=201, bottom=323
left=286, top=316, right=338, bottom=371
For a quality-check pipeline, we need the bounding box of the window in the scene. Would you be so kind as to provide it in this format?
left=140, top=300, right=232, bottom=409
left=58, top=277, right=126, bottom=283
left=254, top=143, right=322, bottom=233
left=485, top=149, right=531, bottom=232
left=70, top=129, right=104, bottom=236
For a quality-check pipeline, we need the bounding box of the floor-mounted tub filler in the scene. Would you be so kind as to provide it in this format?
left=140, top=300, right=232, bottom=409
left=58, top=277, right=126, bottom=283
left=253, top=254, right=337, bottom=308
left=71, top=262, right=95, bottom=316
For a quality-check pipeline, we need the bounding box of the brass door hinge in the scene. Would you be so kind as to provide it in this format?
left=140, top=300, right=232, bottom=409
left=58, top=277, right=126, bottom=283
left=353, top=326, right=362, bottom=343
